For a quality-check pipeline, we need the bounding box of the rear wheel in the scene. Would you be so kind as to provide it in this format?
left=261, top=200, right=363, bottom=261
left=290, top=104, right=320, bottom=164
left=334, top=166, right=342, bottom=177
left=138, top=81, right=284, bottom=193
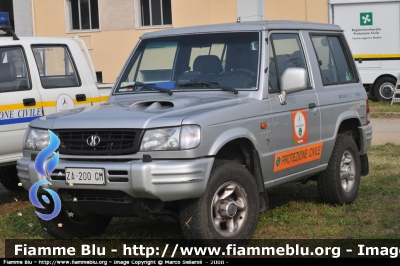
left=373, top=77, right=396, bottom=101
left=317, top=134, right=361, bottom=205
left=179, top=160, right=259, bottom=246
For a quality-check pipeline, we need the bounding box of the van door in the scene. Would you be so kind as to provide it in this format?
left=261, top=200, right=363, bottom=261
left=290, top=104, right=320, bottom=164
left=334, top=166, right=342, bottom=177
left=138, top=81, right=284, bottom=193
left=0, top=45, right=43, bottom=164
left=30, top=44, right=95, bottom=115
left=267, top=32, right=322, bottom=181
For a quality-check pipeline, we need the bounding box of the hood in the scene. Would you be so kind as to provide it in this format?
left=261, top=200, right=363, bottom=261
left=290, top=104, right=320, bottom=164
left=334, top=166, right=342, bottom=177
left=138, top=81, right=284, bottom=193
left=31, top=94, right=241, bottom=129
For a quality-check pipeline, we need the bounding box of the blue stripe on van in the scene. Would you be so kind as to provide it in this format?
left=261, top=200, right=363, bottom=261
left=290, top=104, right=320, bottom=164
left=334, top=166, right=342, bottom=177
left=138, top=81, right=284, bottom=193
left=0, top=116, right=41, bottom=126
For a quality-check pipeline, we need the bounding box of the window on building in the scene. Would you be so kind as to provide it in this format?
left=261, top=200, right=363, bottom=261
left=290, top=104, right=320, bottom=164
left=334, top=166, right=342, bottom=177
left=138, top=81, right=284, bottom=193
left=70, top=0, right=99, bottom=31
left=140, top=0, right=172, bottom=27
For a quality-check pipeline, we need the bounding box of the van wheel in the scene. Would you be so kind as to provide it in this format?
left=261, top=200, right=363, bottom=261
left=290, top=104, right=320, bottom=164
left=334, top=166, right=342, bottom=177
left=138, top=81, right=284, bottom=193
left=37, top=206, right=112, bottom=239
left=179, top=160, right=259, bottom=245
left=374, top=77, right=396, bottom=101
left=317, top=134, right=361, bottom=205
left=0, top=166, right=23, bottom=192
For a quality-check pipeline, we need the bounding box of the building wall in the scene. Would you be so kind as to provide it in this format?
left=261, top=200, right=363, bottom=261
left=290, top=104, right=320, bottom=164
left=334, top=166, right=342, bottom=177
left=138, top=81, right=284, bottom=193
left=29, top=0, right=328, bottom=83
left=13, top=0, right=34, bottom=37
left=265, top=0, right=328, bottom=22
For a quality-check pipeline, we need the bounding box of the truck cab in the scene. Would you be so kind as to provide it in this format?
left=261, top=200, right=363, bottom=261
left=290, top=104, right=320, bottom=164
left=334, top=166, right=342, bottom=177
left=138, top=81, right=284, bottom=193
left=0, top=12, right=110, bottom=191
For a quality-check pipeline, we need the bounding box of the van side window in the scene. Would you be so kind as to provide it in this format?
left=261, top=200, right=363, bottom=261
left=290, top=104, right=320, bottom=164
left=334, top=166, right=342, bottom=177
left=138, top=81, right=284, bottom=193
left=311, top=35, right=355, bottom=85
left=31, top=45, right=81, bottom=89
left=0, top=47, right=31, bottom=93
left=268, top=33, right=309, bottom=93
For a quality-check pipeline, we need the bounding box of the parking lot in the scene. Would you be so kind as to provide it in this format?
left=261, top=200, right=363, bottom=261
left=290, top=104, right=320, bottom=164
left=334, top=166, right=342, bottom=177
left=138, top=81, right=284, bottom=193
left=370, top=118, right=400, bottom=145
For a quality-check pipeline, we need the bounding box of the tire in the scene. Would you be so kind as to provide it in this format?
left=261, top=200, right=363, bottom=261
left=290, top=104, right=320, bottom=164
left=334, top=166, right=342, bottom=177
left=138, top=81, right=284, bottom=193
left=373, top=77, right=396, bottom=101
left=317, top=134, right=361, bottom=205
left=179, top=160, right=260, bottom=246
left=37, top=204, right=112, bottom=239
left=0, top=165, right=24, bottom=192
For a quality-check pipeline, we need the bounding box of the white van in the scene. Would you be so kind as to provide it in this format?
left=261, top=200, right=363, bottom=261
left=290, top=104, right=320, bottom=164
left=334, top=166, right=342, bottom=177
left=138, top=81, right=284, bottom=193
left=329, top=0, right=400, bottom=101
left=0, top=12, right=110, bottom=191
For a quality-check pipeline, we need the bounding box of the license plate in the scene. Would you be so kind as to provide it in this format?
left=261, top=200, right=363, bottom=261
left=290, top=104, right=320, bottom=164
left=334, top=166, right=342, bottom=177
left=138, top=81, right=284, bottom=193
left=65, top=168, right=105, bottom=185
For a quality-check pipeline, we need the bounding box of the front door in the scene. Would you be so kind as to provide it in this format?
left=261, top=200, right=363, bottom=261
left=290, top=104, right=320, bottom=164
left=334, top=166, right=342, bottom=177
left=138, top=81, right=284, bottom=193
left=267, top=32, right=322, bottom=180
left=0, top=45, right=43, bottom=163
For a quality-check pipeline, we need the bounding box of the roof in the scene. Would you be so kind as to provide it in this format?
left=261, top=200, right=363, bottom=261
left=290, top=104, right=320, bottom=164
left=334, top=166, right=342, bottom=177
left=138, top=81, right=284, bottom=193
left=0, top=35, right=78, bottom=45
left=142, top=20, right=342, bottom=39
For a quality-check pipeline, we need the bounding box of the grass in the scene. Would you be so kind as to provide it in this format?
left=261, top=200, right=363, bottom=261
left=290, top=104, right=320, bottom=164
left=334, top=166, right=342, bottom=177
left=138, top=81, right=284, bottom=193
left=1, top=143, right=400, bottom=258
left=369, top=99, right=400, bottom=118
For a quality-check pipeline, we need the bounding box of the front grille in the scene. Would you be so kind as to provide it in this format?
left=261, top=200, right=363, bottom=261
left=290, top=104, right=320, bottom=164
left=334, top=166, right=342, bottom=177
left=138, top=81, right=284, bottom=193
left=59, top=189, right=132, bottom=203
left=54, top=129, right=143, bottom=155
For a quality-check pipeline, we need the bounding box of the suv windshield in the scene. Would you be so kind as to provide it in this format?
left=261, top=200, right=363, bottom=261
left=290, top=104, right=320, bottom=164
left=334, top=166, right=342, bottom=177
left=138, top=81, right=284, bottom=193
left=115, top=32, right=260, bottom=94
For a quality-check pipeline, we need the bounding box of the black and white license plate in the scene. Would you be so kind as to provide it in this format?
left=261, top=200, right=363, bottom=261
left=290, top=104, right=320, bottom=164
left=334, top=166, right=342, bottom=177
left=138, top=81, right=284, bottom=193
left=65, top=168, right=105, bottom=185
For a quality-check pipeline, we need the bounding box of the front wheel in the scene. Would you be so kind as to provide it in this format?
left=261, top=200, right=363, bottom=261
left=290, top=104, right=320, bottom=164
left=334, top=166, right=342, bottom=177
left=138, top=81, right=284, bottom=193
left=179, top=160, right=260, bottom=246
left=37, top=206, right=112, bottom=239
left=0, top=165, right=23, bottom=192
left=373, top=77, right=396, bottom=101
left=317, top=134, right=361, bottom=205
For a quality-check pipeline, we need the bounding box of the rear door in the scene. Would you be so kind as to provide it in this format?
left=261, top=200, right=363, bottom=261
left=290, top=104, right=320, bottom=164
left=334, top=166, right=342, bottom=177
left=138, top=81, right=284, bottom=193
left=309, top=32, right=363, bottom=165
left=30, top=43, right=97, bottom=115
left=0, top=45, right=43, bottom=164
left=267, top=31, right=322, bottom=181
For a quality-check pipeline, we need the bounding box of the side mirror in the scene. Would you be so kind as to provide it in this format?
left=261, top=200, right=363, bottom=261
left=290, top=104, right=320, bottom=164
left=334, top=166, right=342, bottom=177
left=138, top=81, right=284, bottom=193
left=278, top=68, right=308, bottom=105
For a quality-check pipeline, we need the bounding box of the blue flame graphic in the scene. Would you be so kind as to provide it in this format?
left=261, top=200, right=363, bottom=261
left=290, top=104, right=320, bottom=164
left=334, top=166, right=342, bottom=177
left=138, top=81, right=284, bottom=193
left=29, top=180, right=62, bottom=221
left=30, top=130, right=62, bottom=221
left=34, top=130, right=60, bottom=177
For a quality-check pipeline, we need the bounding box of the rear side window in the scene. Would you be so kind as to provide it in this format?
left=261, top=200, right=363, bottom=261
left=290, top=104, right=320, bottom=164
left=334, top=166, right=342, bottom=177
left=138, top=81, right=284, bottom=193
left=0, top=46, right=31, bottom=93
left=311, top=35, right=356, bottom=85
left=31, top=45, right=81, bottom=89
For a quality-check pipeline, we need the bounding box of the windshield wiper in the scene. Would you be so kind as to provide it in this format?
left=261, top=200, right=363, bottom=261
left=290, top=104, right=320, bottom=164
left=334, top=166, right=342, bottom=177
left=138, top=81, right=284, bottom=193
left=178, top=82, right=238, bottom=95
left=118, top=82, right=173, bottom=96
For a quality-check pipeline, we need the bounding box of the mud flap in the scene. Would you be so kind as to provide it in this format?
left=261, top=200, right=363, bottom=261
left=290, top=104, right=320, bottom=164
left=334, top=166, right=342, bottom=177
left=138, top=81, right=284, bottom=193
left=253, top=150, right=269, bottom=212
left=360, top=153, right=369, bottom=176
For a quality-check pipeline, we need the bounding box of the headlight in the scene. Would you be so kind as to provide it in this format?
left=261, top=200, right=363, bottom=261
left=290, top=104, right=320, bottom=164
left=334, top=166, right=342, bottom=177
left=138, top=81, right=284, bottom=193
left=140, top=125, right=201, bottom=151
left=24, top=128, right=50, bottom=151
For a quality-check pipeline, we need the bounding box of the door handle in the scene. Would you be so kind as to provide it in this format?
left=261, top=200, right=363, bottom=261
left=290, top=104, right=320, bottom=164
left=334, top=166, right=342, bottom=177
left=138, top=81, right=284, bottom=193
left=76, top=94, right=86, bottom=102
left=23, top=98, right=36, bottom=106
left=309, top=103, right=317, bottom=109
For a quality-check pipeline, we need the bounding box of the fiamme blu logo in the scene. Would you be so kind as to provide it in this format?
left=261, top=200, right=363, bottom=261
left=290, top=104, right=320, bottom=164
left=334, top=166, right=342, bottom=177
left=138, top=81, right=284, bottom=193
left=29, top=130, right=62, bottom=221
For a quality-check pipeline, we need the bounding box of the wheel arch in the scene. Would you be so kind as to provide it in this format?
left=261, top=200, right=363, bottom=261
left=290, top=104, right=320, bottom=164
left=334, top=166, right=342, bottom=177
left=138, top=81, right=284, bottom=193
left=330, top=109, right=362, bottom=149
left=336, top=117, right=362, bottom=152
left=213, top=137, right=268, bottom=212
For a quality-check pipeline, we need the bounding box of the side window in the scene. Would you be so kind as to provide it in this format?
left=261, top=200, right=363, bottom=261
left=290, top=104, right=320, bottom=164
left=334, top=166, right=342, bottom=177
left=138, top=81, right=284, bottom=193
left=31, top=46, right=81, bottom=89
left=0, top=47, right=31, bottom=93
left=311, top=35, right=355, bottom=85
left=268, top=33, right=309, bottom=93
left=140, top=0, right=172, bottom=27
left=69, top=0, right=99, bottom=31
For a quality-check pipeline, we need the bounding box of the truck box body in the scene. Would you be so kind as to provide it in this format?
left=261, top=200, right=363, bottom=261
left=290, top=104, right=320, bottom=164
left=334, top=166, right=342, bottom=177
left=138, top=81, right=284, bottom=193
left=329, top=0, right=400, bottom=101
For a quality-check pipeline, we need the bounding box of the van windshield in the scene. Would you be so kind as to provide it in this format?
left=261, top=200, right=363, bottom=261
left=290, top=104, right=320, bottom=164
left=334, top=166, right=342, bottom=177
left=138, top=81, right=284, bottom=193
left=115, top=32, right=260, bottom=94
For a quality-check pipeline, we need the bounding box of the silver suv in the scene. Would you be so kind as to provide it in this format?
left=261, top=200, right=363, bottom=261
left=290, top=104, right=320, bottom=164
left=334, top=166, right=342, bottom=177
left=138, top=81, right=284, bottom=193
left=18, top=20, right=372, bottom=244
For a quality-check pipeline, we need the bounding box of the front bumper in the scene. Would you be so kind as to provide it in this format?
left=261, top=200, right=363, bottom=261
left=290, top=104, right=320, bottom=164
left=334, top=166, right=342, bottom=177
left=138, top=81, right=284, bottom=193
left=17, top=156, right=214, bottom=202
